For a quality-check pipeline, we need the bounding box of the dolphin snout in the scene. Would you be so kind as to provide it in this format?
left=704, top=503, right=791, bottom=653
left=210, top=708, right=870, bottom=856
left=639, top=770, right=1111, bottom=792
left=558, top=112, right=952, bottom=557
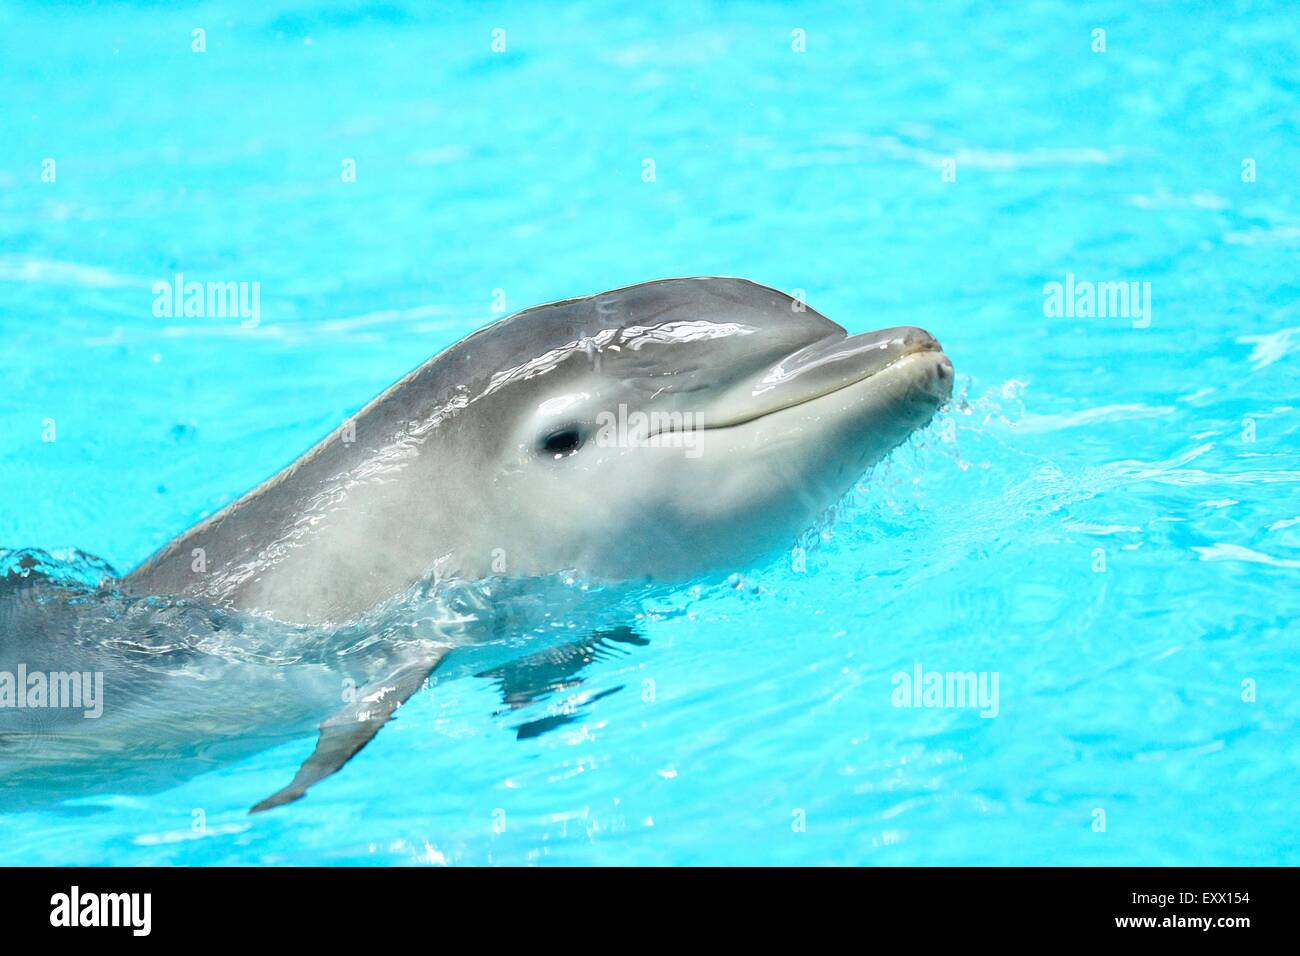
left=933, top=349, right=954, bottom=390
left=757, top=325, right=945, bottom=399
left=703, top=324, right=950, bottom=428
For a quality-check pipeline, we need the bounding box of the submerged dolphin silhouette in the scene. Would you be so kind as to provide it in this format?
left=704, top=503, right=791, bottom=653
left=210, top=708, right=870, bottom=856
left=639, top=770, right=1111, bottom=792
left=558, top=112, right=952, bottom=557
left=30, top=278, right=954, bottom=812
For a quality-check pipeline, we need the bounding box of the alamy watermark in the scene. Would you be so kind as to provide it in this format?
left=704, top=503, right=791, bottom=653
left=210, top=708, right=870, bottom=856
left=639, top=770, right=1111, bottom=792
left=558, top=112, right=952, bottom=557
left=595, top=404, right=705, bottom=459
left=0, top=665, right=104, bottom=718
left=891, top=663, right=999, bottom=718
left=152, top=272, right=260, bottom=328
left=1043, top=273, right=1151, bottom=329
left=50, top=886, right=150, bottom=936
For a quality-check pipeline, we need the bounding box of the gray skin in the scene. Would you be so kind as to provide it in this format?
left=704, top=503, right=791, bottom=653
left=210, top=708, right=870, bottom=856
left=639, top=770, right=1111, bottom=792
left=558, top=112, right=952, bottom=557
left=125, top=277, right=952, bottom=627
left=8, top=276, right=951, bottom=813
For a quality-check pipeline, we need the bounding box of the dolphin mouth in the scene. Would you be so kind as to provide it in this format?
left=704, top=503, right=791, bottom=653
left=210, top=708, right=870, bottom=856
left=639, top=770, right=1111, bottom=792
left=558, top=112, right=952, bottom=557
left=665, top=326, right=951, bottom=434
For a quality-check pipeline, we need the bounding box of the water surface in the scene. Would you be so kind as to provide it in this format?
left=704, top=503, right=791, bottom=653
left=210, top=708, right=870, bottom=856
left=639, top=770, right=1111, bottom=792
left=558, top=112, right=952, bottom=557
left=1, top=0, right=1297, bottom=864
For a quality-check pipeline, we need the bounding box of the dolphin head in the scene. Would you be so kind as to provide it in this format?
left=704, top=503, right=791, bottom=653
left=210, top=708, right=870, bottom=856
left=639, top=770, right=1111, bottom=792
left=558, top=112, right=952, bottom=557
left=428, top=277, right=952, bottom=582
left=123, top=277, right=952, bottom=624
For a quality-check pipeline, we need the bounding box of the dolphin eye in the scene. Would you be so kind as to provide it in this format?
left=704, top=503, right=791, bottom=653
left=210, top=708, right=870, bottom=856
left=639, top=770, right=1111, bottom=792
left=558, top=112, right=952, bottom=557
left=540, top=427, right=584, bottom=458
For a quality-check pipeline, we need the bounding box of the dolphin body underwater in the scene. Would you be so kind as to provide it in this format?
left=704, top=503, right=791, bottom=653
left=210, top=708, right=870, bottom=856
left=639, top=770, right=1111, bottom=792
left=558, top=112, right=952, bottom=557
left=0, top=277, right=952, bottom=813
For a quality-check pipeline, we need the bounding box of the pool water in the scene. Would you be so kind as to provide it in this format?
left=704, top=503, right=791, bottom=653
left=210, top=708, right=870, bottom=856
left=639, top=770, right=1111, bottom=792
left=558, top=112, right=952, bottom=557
left=1, top=0, right=1298, bottom=865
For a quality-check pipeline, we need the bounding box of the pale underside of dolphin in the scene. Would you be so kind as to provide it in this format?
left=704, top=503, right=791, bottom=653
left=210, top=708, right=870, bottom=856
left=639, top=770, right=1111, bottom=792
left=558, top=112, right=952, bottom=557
left=110, top=276, right=953, bottom=812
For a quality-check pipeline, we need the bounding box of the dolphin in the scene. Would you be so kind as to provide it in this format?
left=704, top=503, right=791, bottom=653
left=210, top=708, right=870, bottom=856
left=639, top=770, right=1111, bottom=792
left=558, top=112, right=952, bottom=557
left=11, top=277, right=952, bottom=813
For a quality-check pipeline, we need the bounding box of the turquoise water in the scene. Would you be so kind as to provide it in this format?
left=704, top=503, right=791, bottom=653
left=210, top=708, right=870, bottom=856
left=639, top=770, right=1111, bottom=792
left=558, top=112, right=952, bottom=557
left=2, top=0, right=1298, bottom=864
